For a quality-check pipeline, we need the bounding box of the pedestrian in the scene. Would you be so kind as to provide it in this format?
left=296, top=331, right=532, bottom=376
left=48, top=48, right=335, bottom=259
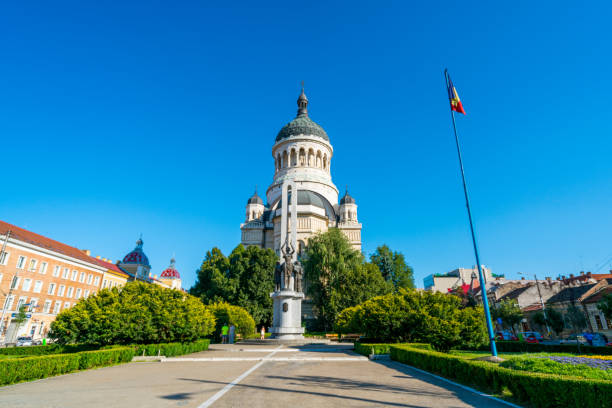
left=229, top=324, right=236, bottom=344
left=260, top=325, right=265, bottom=340
left=221, top=323, right=229, bottom=344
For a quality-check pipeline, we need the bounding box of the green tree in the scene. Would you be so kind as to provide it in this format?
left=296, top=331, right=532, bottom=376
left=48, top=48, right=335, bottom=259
left=303, top=229, right=389, bottom=330
left=370, top=245, right=415, bottom=289
left=564, top=304, right=587, bottom=333
left=207, top=302, right=256, bottom=342
left=597, top=293, right=612, bottom=320
left=50, top=282, right=215, bottom=345
left=12, top=304, right=28, bottom=326
left=491, top=299, right=523, bottom=334
left=335, top=288, right=487, bottom=352
left=190, top=245, right=277, bottom=327
left=546, top=308, right=565, bottom=336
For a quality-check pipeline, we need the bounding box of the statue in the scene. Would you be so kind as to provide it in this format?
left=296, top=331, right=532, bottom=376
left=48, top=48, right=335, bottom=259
left=293, top=260, right=303, bottom=293
left=274, top=261, right=282, bottom=291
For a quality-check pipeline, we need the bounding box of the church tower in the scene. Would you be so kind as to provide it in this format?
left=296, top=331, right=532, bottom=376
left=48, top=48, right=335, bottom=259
left=240, top=87, right=362, bottom=252
left=119, top=237, right=151, bottom=281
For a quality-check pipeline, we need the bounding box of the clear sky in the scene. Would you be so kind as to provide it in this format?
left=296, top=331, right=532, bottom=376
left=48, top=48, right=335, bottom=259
left=1, top=1, right=611, bottom=289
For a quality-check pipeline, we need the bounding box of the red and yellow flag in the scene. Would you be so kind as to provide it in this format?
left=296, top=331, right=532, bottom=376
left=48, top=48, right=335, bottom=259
left=446, top=73, right=466, bottom=115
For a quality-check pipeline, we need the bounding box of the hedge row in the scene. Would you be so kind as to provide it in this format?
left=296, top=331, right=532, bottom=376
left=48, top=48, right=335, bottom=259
left=0, top=347, right=134, bottom=386
left=133, top=339, right=210, bottom=357
left=354, top=342, right=433, bottom=356
left=0, top=344, right=98, bottom=356
left=390, top=344, right=612, bottom=408
left=493, top=341, right=612, bottom=355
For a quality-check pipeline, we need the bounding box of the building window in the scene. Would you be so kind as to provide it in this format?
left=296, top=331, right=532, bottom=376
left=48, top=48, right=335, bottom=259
left=79, top=272, right=85, bottom=283
left=33, top=280, right=43, bottom=293
left=103, top=279, right=107, bottom=288
left=58, top=285, right=65, bottom=297
left=39, top=262, right=48, bottom=274
left=16, top=296, right=27, bottom=311
left=47, top=283, right=56, bottom=295
left=43, top=300, right=51, bottom=313
left=595, top=314, right=604, bottom=330
left=16, top=256, right=26, bottom=269
left=75, top=288, right=82, bottom=299
left=22, top=278, right=32, bottom=292
left=84, top=289, right=90, bottom=298
left=62, top=268, right=69, bottom=279
left=71, top=270, right=78, bottom=281
left=28, top=259, right=37, bottom=271
left=87, top=274, right=93, bottom=285
left=94, top=276, right=100, bottom=286
left=30, top=298, right=38, bottom=311
left=67, top=287, right=73, bottom=298
left=53, top=301, right=61, bottom=314
left=64, top=302, right=70, bottom=309
left=10, top=276, right=19, bottom=289
left=0, top=251, right=9, bottom=265
left=53, top=266, right=61, bottom=277
left=4, top=295, right=15, bottom=310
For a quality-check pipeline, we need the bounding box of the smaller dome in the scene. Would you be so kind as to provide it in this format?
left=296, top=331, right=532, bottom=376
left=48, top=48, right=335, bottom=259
left=247, top=190, right=263, bottom=205
left=160, top=258, right=180, bottom=279
left=122, top=238, right=150, bottom=266
left=340, top=190, right=355, bottom=205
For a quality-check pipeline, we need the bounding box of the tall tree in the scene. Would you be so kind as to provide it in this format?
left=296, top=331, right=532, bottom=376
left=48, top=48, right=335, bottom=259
left=303, top=228, right=389, bottom=330
left=370, top=245, right=415, bottom=289
left=190, top=245, right=276, bottom=327
left=491, top=299, right=523, bottom=334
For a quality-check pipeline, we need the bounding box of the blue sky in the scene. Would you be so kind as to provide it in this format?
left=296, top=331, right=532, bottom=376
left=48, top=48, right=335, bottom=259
left=1, top=1, right=611, bottom=289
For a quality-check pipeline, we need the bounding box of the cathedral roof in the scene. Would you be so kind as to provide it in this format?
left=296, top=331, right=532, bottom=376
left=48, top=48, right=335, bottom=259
left=340, top=190, right=355, bottom=205
left=121, top=238, right=150, bottom=267
left=275, top=88, right=329, bottom=142
left=160, top=258, right=180, bottom=279
left=277, top=190, right=328, bottom=210
left=247, top=190, right=263, bottom=205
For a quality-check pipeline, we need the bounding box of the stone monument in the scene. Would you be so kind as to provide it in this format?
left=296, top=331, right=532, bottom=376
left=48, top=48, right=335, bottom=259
left=269, top=180, right=305, bottom=340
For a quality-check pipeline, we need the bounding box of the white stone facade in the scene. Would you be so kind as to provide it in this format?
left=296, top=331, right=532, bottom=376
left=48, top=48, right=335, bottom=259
left=240, top=89, right=362, bottom=254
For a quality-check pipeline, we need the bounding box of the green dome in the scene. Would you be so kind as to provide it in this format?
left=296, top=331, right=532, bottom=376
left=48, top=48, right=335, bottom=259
left=276, top=115, right=329, bottom=142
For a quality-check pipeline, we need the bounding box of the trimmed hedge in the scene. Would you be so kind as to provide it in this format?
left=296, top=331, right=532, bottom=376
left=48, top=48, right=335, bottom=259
left=493, top=341, right=612, bottom=355
left=390, top=344, right=612, bottom=408
left=354, top=342, right=433, bottom=356
left=0, top=344, right=98, bottom=356
left=0, top=347, right=134, bottom=386
left=134, top=339, right=210, bottom=357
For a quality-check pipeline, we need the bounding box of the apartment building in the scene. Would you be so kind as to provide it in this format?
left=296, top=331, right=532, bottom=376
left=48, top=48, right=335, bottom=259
left=0, top=221, right=106, bottom=343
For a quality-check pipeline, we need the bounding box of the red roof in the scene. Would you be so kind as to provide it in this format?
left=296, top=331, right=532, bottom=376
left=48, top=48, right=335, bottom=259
left=522, top=303, right=543, bottom=312
left=0, top=220, right=101, bottom=267
left=160, top=266, right=180, bottom=279
left=89, top=256, right=128, bottom=277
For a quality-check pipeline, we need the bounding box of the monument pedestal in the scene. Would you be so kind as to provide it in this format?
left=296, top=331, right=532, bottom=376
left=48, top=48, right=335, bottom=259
left=270, top=290, right=305, bottom=340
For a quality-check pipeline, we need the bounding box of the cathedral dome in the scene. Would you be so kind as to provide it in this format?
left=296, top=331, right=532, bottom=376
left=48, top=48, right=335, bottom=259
left=275, top=88, right=329, bottom=142
left=340, top=190, right=355, bottom=205
left=277, top=190, right=328, bottom=209
left=247, top=190, right=263, bottom=205
left=122, top=238, right=150, bottom=266
left=160, top=258, right=180, bottom=279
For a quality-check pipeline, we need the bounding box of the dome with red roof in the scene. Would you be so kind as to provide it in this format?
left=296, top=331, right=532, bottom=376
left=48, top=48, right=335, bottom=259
left=122, top=238, right=150, bottom=266
left=160, top=258, right=180, bottom=279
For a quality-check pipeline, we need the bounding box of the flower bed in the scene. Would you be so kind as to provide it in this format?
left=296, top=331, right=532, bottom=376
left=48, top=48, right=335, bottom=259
left=500, top=356, right=612, bottom=381
left=390, top=344, right=612, bottom=408
left=492, top=341, right=612, bottom=355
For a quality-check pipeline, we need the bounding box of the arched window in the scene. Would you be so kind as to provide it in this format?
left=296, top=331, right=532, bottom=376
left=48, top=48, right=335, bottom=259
left=299, top=148, right=306, bottom=166
left=316, top=150, right=322, bottom=168
left=290, top=149, right=297, bottom=166
left=308, top=148, right=315, bottom=166
left=282, top=151, right=288, bottom=168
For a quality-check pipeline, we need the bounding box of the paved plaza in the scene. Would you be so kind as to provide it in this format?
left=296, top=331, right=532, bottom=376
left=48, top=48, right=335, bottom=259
left=0, top=344, right=514, bottom=408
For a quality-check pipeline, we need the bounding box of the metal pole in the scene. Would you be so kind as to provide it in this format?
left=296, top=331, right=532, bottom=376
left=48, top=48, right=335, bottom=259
left=445, top=69, right=497, bottom=357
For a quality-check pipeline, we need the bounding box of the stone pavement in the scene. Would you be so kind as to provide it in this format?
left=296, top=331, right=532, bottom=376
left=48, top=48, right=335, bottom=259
left=0, top=343, right=517, bottom=408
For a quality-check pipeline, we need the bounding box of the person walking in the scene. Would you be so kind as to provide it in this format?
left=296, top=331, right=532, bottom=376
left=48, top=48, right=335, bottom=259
left=221, top=323, right=229, bottom=344
left=229, top=324, right=236, bottom=344
left=260, top=325, right=265, bottom=340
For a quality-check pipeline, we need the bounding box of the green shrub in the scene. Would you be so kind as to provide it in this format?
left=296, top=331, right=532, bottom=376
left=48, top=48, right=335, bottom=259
left=207, top=302, right=256, bottom=342
left=134, top=339, right=210, bottom=357
left=336, top=289, right=488, bottom=352
left=0, top=347, right=134, bottom=386
left=50, top=282, right=216, bottom=345
left=390, top=344, right=612, bottom=408
left=0, top=344, right=98, bottom=356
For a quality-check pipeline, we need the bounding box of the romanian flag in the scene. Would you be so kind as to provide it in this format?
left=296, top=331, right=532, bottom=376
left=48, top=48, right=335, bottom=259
left=446, top=72, right=466, bottom=115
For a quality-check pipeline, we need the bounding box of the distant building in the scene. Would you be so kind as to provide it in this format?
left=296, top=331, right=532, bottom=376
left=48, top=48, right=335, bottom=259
left=157, top=258, right=182, bottom=290
left=423, top=266, right=496, bottom=293
left=119, top=238, right=182, bottom=290
left=0, top=221, right=106, bottom=343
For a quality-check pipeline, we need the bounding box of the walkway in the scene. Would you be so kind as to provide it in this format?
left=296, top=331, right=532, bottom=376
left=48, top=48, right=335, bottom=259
left=0, top=343, right=516, bottom=407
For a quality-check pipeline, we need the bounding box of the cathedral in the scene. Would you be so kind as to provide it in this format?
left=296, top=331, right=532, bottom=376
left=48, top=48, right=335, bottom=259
left=240, top=88, right=362, bottom=254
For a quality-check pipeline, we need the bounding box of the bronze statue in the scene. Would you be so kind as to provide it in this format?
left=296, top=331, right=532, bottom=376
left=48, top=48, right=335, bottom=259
left=274, top=261, right=282, bottom=291
left=293, top=260, right=303, bottom=293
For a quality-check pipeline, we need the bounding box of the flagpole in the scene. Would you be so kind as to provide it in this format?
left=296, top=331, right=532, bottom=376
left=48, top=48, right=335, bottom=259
left=444, top=69, right=498, bottom=357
